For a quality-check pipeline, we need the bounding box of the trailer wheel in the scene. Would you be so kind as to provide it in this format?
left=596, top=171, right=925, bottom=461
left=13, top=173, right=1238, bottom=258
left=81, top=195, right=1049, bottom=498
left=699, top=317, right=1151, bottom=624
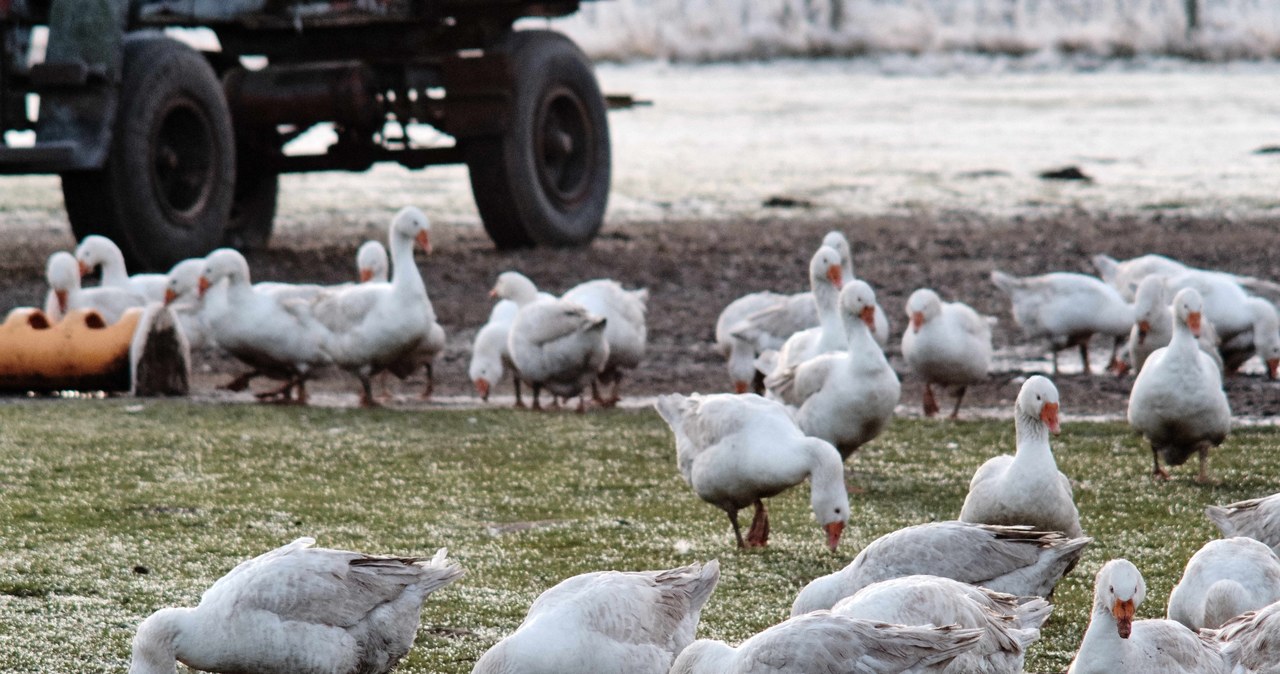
left=62, top=36, right=234, bottom=271
left=464, top=30, right=610, bottom=249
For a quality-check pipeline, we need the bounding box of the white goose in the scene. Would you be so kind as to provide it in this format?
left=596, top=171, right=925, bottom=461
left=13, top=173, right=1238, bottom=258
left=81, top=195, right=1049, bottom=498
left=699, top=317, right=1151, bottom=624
left=822, top=230, right=889, bottom=345
left=1068, top=559, right=1229, bottom=674
left=471, top=561, right=720, bottom=674
left=790, top=522, right=1091, bottom=615
left=832, top=575, right=1051, bottom=674
left=959, top=376, right=1083, bottom=538
left=127, top=538, right=463, bottom=674
left=670, top=613, right=982, bottom=674
left=201, top=248, right=330, bottom=403
left=902, top=288, right=992, bottom=418
left=1167, top=537, right=1280, bottom=631
left=991, top=270, right=1133, bottom=375
left=162, top=258, right=216, bottom=351
left=1205, top=598, right=1280, bottom=672
left=1206, top=493, right=1280, bottom=552
left=468, top=291, right=556, bottom=403
left=561, top=279, right=648, bottom=406
left=1127, top=287, right=1231, bottom=482
left=714, top=290, right=799, bottom=393
left=1219, top=297, right=1280, bottom=378
left=767, top=281, right=900, bottom=460
left=1126, top=275, right=1223, bottom=375
left=43, top=251, right=146, bottom=324
left=654, top=392, right=849, bottom=551
left=356, top=240, right=388, bottom=283
left=75, top=234, right=168, bottom=302
left=494, top=272, right=610, bottom=411
left=309, top=207, right=440, bottom=406
left=1093, top=253, right=1189, bottom=301
left=756, top=245, right=845, bottom=387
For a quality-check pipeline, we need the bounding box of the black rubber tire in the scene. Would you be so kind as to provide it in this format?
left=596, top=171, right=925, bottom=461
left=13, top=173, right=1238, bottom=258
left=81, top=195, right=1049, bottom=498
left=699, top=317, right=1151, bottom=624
left=222, top=142, right=279, bottom=251
left=61, top=35, right=234, bottom=272
left=463, top=30, right=611, bottom=249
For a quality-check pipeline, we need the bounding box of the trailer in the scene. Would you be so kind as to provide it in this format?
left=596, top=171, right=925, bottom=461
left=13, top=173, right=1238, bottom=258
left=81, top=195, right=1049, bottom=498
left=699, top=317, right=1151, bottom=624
left=0, top=0, right=612, bottom=269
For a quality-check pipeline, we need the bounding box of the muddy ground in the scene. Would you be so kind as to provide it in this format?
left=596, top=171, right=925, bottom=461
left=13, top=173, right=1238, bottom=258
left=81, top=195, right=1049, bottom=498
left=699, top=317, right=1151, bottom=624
left=3, top=210, right=1278, bottom=418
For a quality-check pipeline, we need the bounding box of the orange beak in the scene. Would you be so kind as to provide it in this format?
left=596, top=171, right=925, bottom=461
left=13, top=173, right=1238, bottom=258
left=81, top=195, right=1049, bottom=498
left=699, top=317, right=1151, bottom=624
left=54, top=289, right=68, bottom=314
left=824, top=521, right=845, bottom=552
left=733, top=381, right=749, bottom=394
left=1187, top=311, right=1202, bottom=338
left=359, top=269, right=374, bottom=283
left=1136, top=320, right=1150, bottom=344
left=416, top=230, right=432, bottom=254
left=826, top=264, right=843, bottom=290
left=911, top=311, right=924, bottom=333
left=197, top=276, right=211, bottom=299
left=1268, top=358, right=1278, bottom=380
left=163, top=288, right=177, bottom=306
left=77, top=260, right=90, bottom=277
left=475, top=378, right=490, bottom=402
left=860, top=305, right=876, bottom=330
left=1112, top=598, right=1135, bottom=639
left=488, top=287, right=499, bottom=299
left=1040, top=402, right=1060, bottom=435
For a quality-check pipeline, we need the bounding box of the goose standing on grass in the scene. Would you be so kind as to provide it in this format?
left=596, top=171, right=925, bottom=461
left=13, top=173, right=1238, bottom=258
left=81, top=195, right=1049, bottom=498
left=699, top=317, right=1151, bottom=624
left=1125, top=275, right=1223, bottom=375
left=670, top=613, right=982, bottom=674
left=1206, top=493, right=1280, bottom=552
left=822, top=230, right=889, bottom=344
left=162, top=258, right=215, bottom=350
left=902, top=288, right=992, bottom=418
left=1068, top=559, right=1229, bottom=674
left=832, top=575, right=1051, bottom=674
left=1205, top=598, right=1280, bottom=672
left=959, top=376, right=1083, bottom=538
left=43, top=251, right=147, bottom=324
left=356, top=240, right=388, bottom=283
left=990, top=270, right=1133, bottom=375
left=493, top=271, right=608, bottom=411
left=1127, top=288, right=1231, bottom=482
left=1167, top=538, right=1280, bottom=631
left=791, top=522, right=1091, bottom=614
left=754, top=245, right=845, bottom=387
left=654, top=392, right=849, bottom=551
left=561, top=279, right=648, bottom=406
left=128, top=538, right=462, bottom=674
left=767, top=281, right=899, bottom=460
left=201, top=248, right=330, bottom=403
left=75, top=234, right=168, bottom=302
left=309, top=207, right=441, bottom=406
left=471, top=561, right=720, bottom=674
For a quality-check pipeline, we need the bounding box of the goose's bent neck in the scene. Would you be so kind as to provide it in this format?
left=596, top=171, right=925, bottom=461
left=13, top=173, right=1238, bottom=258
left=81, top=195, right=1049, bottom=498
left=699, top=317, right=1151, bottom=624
left=129, top=607, right=194, bottom=674
left=388, top=230, right=426, bottom=298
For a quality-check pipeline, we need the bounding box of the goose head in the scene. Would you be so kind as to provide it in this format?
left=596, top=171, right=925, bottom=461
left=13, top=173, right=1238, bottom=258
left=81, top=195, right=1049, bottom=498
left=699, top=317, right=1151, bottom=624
left=1132, top=276, right=1168, bottom=343
left=199, top=249, right=251, bottom=298
left=839, top=280, right=879, bottom=334
left=805, top=438, right=850, bottom=552
left=809, top=245, right=844, bottom=295
left=390, top=206, right=432, bottom=253
left=1016, top=375, right=1060, bottom=435
left=356, top=240, right=389, bottom=283
left=1171, top=287, right=1204, bottom=338
left=45, top=251, right=80, bottom=314
left=74, top=234, right=123, bottom=278
left=164, top=259, right=205, bottom=306
left=905, top=288, right=942, bottom=333
left=1246, top=298, right=1280, bottom=379
left=490, top=271, right=540, bottom=305
left=1093, top=559, right=1145, bottom=639
left=821, top=231, right=854, bottom=280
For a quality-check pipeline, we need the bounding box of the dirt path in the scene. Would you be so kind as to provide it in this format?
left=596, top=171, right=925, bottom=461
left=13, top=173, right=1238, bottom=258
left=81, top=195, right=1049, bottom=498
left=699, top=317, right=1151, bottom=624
left=4, top=210, right=1279, bottom=417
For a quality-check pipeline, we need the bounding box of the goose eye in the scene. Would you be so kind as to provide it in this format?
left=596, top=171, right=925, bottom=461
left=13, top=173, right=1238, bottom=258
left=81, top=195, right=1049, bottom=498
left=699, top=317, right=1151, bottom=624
left=835, top=507, right=842, bottom=514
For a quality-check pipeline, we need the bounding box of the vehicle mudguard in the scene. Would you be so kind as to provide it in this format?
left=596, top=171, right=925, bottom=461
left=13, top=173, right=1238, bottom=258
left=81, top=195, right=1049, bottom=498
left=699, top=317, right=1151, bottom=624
left=35, top=0, right=128, bottom=169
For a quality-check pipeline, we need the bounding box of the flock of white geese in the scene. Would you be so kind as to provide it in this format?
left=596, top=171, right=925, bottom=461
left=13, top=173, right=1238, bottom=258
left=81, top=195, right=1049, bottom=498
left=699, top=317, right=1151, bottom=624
left=35, top=213, right=1280, bottom=673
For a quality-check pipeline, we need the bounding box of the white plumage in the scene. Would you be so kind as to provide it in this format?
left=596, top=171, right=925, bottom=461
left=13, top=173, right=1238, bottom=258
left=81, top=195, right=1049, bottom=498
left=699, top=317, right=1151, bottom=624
left=959, top=376, right=1083, bottom=538
left=471, top=561, right=720, bottom=674
left=561, top=278, right=648, bottom=406
left=43, top=251, right=146, bottom=325
left=1167, top=537, right=1280, bottom=631
left=757, top=245, right=846, bottom=384
left=127, top=538, right=463, bottom=674
left=1206, top=493, right=1280, bottom=553
left=991, top=269, right=1133, bottom=375
left=902, top=287, right=992, bottom=418
left=75, top=234, right=168, bottom=302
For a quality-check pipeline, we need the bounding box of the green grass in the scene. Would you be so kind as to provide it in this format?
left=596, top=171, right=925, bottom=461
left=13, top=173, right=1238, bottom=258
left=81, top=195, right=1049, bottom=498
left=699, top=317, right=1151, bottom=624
left=0, top=400, right=1276, bottom=673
